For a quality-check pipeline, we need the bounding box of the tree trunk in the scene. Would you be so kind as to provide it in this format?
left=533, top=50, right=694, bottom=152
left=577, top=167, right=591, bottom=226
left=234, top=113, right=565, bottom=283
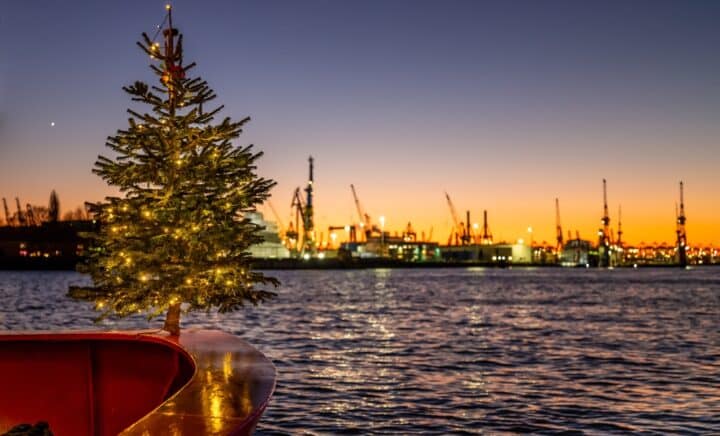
left=163, top=303, right=182, bottom=336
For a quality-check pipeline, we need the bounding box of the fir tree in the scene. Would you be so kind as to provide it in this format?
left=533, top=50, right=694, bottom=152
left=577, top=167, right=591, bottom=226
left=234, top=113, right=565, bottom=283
left=70, top=9, right=278, bottom=335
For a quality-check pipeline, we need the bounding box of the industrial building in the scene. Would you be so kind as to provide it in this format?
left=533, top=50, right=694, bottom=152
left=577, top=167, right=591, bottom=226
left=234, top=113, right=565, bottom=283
left=440, top=243, right=532, bottom=265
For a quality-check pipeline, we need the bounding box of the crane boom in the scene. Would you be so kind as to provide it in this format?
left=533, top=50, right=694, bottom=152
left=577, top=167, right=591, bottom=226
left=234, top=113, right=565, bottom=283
left=445, top=192, right=461, bottom=245
left=350, top=184, right=372, bottom=239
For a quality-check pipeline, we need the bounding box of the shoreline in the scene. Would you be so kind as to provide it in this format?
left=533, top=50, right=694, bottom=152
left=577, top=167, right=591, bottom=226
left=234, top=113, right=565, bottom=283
left=0, top=257, right=705, bottom=271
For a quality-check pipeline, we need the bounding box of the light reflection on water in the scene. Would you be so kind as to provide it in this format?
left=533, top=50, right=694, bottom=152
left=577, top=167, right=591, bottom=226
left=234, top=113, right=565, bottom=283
left=1, top=268, right=720, bottom=434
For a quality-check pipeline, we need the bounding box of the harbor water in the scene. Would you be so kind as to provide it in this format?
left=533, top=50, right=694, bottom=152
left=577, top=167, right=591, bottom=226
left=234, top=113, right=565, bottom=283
left=1, top=268, right=719, bottom=435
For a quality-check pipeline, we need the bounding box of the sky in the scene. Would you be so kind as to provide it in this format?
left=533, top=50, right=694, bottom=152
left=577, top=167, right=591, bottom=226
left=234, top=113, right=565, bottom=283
left=1, top=0, right=719, bottom=245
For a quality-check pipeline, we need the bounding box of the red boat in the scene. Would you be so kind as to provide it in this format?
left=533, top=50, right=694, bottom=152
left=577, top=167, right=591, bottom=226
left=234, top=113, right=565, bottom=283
left=0, top=329, right=276, bottom=435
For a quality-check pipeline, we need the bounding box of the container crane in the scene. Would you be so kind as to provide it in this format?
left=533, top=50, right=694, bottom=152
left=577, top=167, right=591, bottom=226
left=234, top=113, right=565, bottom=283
left=403, top=222, right=417, bottom=242
left=350, top=184, right=377, bottom=240
left=616, top=205, right=623, bottom=247
left=598, top=179, right=611, bottom=267
left=25, top=204, right=38, bottom=226
left=2, top=198, right=12, bottom=226
left=481, top=210, right=492, bottom=245
left=555, top=198, right=563, bottom=255
left=444, top=192, right=469, bottom=245
left=15, top=198, right=26, bottom=226
left=289, top=187, right=311, bottom=255
left=676, top=181, right=687, bottom=267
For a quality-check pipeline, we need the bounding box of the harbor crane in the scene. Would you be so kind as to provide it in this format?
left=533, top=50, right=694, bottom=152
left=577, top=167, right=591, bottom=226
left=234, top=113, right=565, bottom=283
left=555, top=198, right=563, bottom=255
left=616, top=205, right=623, bottom=247
left=15, top=198, right=26, bottom=226
left=286, top=158, right=318, bottom=256
left=598, top=179, right=611, bottom=267
left=2, top=198, right=12, bottom=226
left=444, top=192, right=470, bottom=245
left=289, top=186, right=313, bottom=255
left=285, top=157, right=317, bottom=256
left=480, top=210, right=492, bottom=245
left=350, top=184, right=379, bottom=240
left=676, top=181, right=687, bottom=267
left=304, top=156, right=315, bottom=251
left=25, top=204, right=38, bottom=226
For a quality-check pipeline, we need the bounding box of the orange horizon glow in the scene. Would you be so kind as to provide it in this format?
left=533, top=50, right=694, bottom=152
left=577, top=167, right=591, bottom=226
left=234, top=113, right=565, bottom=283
left=4, top=174, right=715, bottom=247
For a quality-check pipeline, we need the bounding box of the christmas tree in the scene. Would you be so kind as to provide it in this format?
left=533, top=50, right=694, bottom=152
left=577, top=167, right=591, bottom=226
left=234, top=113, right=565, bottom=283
left=70, top=6, right=278, bottom=335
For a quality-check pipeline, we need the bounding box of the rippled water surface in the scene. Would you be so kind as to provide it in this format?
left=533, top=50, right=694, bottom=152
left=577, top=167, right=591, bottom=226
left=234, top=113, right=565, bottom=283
left=2, top=268, right=719, bottom=434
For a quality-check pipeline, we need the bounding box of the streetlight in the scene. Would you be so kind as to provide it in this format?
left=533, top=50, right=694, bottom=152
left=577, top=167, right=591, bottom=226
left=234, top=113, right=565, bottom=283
left=330, top=232, right=337, bottom=248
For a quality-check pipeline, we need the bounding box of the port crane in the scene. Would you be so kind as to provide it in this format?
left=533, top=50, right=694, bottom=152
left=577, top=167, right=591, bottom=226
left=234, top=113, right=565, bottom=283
left=598, top=179, right=611, bottom=267
left=444, top=192, right=470, bottom=245
left=555, top=198, right=563, bottom=255
left=25, top=204, right=38, bottom=226
left=403, top=222, right=417, bottom=242
left=2, top=198, right=12, bottom=226
left=350, top=184, right=379, bottom=240
left=676, top=181, right=687, bottom=267
left=285, top=157, right=318, bottom=256
left=289, top=187, right=312, bottom=255
left=480, top=210, right=492, bottom=245
left=15, top=198, right=26, bottom=226
left=616, top=205, right=623, bottom=247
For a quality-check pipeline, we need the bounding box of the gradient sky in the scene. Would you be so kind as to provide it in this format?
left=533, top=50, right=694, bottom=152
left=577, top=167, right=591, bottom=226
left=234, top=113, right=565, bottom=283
left=1, top=0, right=719, bottom=245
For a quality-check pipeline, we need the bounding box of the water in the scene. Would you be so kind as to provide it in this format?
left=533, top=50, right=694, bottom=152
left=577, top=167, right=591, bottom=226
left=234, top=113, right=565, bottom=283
left=1, top=268, right=719, bottom=435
